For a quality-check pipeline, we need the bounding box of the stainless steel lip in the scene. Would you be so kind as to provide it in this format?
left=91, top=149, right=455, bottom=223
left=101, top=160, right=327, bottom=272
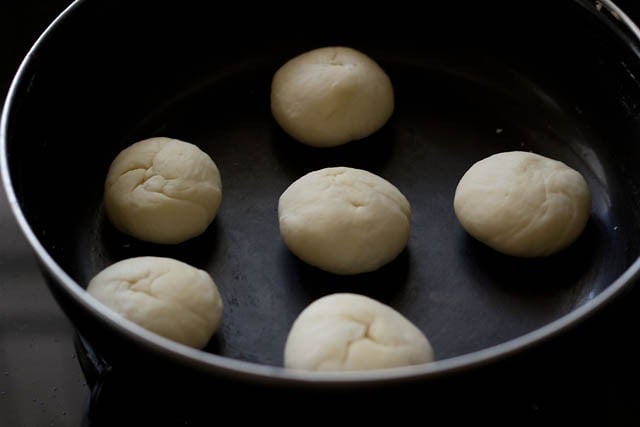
left=2, top=0, right=640, bottom=387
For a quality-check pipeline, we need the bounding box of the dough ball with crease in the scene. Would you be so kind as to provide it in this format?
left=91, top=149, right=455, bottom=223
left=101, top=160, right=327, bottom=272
left=104, top=137, right=222, bottom=244
left=271, top=46, right=394, bottom=147
left=454, top=151, right=591, bottom=257
left=87, top=256, right=223, bottom=349
left=278, top=167, right=411, bottom=275
left=284, top=293, right=433, bottom=371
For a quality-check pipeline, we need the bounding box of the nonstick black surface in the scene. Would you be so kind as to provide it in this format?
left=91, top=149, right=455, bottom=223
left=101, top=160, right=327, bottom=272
left=81, top=59, right=622, bottom=365
left=5, top=0, right=640, bottom=376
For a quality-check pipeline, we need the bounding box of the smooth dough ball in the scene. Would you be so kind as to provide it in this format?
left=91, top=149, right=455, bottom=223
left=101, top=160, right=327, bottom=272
left=284, top=293, right=433, bottom=371
left=87, top=257, right=223, bottom=349
left=271, top=46, right=394, bottom=147
left=104, top=137, right=222, bottom=244
left=454, top=151, right=591, bottom=257
left=278, top=167, right=411, bottom=275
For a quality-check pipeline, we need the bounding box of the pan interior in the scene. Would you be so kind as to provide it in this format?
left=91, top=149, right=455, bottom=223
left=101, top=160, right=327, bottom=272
left=6, top=1, right=640, bottom=368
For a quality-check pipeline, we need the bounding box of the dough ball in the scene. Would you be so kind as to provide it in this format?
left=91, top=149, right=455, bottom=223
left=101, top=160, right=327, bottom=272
left=278, top=167, right=411, bottom=275
left=87, top=257, right=223, bottom=349
left=454, top=151, right=591, bottom=257
left=104, top=137, right=222, bottom=244
left=284, top=293, right=433, bottom=371
left=271, top=46, right=394, bottom=147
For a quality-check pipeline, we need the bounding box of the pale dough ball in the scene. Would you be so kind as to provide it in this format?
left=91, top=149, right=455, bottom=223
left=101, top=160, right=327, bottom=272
left=87, top=257, right=223, bottom=349
left=104, top=137, right=222, bottom=244
left=278, top=167, right=411, bottom=275
left=454, top=151, right=591, bottom=257
left=284, top=293, right=433, bottom=371
left=271, top=46, right=394, bottom=147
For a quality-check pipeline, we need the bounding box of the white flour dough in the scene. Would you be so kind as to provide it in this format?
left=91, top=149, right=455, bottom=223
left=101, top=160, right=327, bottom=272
left=104, top=137, right=222, bottom=244
left=271, top=46, right=394, bottom=147
left=284, top=293, right=433, bottom=371
left=454, top=151, right=591, bottom=257
left=278, top=167, right=411, bottom=275
left=87, top=257, right=223, bottom=349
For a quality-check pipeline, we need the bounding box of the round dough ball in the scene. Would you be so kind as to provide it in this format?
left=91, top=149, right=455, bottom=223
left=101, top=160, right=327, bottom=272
left=271, top=46, right=394, bottom=147
left=87, top=257, right=223, bottom=349
left=454, top=151, right=591, bottom=257
left=104, top=137, right=222, bottom=244
left=278, top=167, right=411, bottom=275
left=284, top=293, right=433, bottom=371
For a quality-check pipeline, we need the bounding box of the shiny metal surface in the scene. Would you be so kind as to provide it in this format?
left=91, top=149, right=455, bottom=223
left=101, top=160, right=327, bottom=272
left=0, top=3, right=87, bottom=426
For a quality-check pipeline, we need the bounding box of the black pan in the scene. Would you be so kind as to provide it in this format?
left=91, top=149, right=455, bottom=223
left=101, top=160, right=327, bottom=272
left=3, top=0, right=640, bottom=387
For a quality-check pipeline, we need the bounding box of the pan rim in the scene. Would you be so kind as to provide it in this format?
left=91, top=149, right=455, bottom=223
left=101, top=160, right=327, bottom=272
left=2, top=0, right=640, bottom=386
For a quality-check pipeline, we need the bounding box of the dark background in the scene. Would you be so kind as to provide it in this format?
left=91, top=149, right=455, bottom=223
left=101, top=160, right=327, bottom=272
left=1, top=1, right=640, bottom=426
